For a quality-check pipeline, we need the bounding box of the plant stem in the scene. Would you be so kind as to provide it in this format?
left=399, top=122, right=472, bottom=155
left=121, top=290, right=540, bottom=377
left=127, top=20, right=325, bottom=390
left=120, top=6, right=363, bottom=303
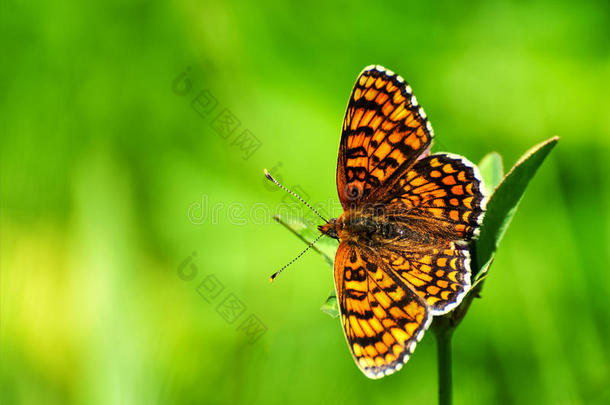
left=435, top=328, right=453, bottom=405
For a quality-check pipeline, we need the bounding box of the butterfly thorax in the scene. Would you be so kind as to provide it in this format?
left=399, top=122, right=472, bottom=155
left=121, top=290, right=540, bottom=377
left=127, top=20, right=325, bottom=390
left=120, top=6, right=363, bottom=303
left=319, top=210, right=419, bottom=246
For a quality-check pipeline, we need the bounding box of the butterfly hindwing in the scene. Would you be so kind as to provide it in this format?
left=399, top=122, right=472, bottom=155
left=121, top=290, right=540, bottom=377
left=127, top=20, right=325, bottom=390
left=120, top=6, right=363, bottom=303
left=384, top=153, right=486, bottom=241
left=380, top=244, right=472, bottom=315
left=337, top=66, right=433, bottom=209
left=334, top=242, right=431, bottom=378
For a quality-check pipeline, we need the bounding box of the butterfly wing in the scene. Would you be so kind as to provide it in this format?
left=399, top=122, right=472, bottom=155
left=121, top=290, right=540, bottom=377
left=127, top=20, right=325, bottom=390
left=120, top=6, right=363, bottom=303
left=334, top=242, right=432, bottom=378
left=337, top=65, right=433, bottom=209
left=377, top=153, right=486, bottom=314
left=379, top=244, right=472, bottom=315
left=384, top=153, right=486, bottom=241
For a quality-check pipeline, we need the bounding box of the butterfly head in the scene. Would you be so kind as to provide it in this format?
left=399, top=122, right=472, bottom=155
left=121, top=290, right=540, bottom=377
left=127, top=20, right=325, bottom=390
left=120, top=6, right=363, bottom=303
left=318, top=218, right=341, bottom=240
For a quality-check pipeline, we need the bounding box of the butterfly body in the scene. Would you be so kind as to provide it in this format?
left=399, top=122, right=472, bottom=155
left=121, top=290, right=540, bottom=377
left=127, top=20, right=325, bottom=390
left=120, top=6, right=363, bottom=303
left=323, top=65, right=486, bottom=379
left=320, top=210, right=430, bottom=246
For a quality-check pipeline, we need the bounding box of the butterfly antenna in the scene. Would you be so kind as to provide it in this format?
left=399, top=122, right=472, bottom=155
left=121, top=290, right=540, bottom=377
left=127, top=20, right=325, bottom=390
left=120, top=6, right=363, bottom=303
left=263, top=169, right=328, bottom=222
left=269, top=233, right=324, bottom=282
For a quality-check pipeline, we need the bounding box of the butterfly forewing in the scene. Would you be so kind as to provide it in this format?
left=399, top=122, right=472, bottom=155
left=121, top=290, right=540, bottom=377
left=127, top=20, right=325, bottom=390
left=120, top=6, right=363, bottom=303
left=334, top=242, right=431, bottom=378
left=337, top=66, right=433, bottom=209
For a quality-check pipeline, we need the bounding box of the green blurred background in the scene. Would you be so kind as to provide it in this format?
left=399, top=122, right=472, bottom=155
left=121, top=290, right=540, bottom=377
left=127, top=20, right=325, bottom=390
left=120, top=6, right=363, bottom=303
left=1, top=0, right=609, bottom=403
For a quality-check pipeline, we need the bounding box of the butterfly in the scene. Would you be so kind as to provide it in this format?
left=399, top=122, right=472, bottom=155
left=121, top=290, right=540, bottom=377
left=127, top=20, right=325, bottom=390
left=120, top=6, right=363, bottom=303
left=318, top=65, right=486, bottom=378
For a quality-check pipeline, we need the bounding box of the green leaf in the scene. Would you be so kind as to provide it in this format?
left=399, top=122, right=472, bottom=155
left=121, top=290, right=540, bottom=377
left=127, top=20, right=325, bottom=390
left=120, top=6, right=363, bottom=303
left=320, top=290, right=340, bottom=318
left=478, top=152, right=504, bottom=196
left=273, top=215, right=341, bottom=317
left=273, top=215, right=338, bottom=267
left=474, top=136, right=559, bottom=279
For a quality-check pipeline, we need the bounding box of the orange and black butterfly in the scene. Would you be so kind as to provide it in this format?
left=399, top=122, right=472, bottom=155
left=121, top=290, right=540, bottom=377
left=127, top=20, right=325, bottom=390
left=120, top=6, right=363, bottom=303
left=317, top=65, right=486, bottom=378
